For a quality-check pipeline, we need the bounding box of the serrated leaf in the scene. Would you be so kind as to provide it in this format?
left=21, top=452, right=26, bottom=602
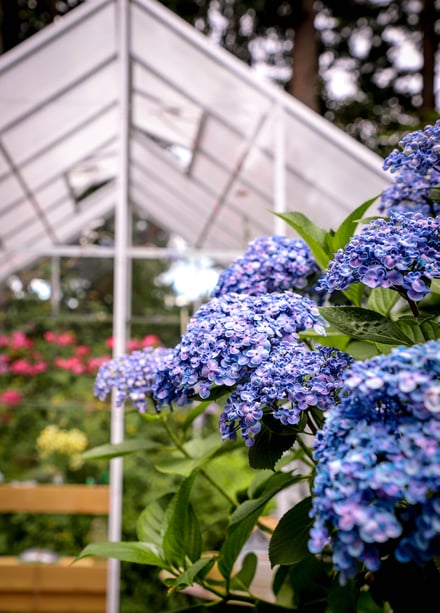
left=367, top=287, right=400, bottom=316
left=82, top=439, right=161, bottom=460
left=319, top=306, right=412, bottom=345
left=269, top=497, right=313, bottom=566
left=329, top=196, right=379, bottom=253
left=77, top=541, right=165, bottom=567
left=248, top=421, right=297, bottom=470
left=275, top=212, right=330, bottom=270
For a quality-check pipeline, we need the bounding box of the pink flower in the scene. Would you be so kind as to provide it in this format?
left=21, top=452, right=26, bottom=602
left=105, top=337, right=114, bottom=349
left=10, top=331, right=33, bottom=350
left=127, top=339, right=141, bottom=351
left=87, top=355, right=112, bottom=372
left=141, top=334, right=161, bottom=348
left=11, top=358, right=33, bottom=375
left=0, top=355, right=10, bottom=374
left=54, top=356, right=85, bottom=374
left=75, top=345, right=91, bottom=357
left=56, top=332, right=76, bottom=346
left=0, top=389, right=22, bottom=406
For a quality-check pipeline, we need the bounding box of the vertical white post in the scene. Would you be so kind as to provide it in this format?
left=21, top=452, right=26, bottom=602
left=107, top=0, right=130, bottom=612
left=273, top=105, right=286, bottom=235
left=50, top=256, right=61, bottom=317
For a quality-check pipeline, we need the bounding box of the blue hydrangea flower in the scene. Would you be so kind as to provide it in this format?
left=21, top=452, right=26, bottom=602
left=211, top=235, right=319, bottom=297
left=309, top=340, right=440, bottom=584
left=316, top=211, right=440, bottom=301
left=219, top=342, right=354, bottom=446
left=383, top=120, right=440, bottom=176
left=153, top=292, right=327, bottom=407
left=94, top=346, right=173, bottom=412
left=379, top=168, right=440, bottom=217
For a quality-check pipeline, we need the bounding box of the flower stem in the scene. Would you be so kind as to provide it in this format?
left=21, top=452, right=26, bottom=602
left=162, top=415, right=238, bottom=508
left=407, top=298, right=420, bottom=317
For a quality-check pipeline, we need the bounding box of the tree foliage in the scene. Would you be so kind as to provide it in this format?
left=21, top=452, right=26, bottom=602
left=160, top=0, right=440, bottom=155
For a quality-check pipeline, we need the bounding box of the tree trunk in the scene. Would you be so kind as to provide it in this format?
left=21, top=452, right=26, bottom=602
left=420, top=0, right=438, bottom=115
left=289, top=0, right=319, bottom=112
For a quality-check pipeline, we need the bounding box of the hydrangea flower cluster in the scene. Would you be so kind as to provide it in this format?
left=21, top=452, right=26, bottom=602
left=94, top=346, right=173, bottom=412
left=211, top=235, right=319, bottom=297
left=383, top=120, right=440, bottom=176
left=316, top=210, right=440, bottom=301
left=219, top=342, right=354, bottom=446
left=379, top=168, right=440, bottom=217
left=309, top=340, right=440, bottom=584
left=153, top=292, right=327, bottom=407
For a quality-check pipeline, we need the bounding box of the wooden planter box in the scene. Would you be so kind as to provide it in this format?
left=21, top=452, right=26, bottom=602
left=0, top=483, right=110, bottom=613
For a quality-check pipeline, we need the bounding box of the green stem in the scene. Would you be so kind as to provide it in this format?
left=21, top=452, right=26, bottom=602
left=296, top=435, right=315, bottom=466
left=162, top=415, right=238, bottom=508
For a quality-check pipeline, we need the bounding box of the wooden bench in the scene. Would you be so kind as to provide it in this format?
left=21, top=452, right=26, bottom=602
left=0, top=483, right=110, bottom=612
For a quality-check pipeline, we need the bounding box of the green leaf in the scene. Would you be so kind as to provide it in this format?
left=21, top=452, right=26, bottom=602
left=155, top=456, right=198, bottom=477
left=82, top=439, right=161, bottom=460
left=156, top=435, right=239, bottom=477
left=182, top=401, right=213, bottom=432
left=231, top=472, right=300, bottom=526
left=218, top=508, right=261, bottom=580
left=345, top=340, right=379, bottom=360
left=329, top=196, right=379, bottom=253
left=275, top=212, right=330, bottom=270
left=319, top=306, right=413, bottom=345
left=430, top=186, right=440, bottom=203
left=341, top=282, right=364, bottom=307
left=430, top=278, right=440, bottom=295
left=77, top=541, right=165, bottom=567
left=168, top=557, right=215, bottom=590
left=367, top=287, right=400, bottom=316
left=219, top=473, right=297, bottom=580
left=248, top=418, right=298, bottom=470
left=420, top=319, right=440, bottom=341
left=393, top=317, right=426, bottom=344
left=162, top=472, right=202, bottom=567
left=269, top=497, right=313, bottom=566
left=230, top=552, right=257, bottom=590
left=136, top=494, right=174, bottom=546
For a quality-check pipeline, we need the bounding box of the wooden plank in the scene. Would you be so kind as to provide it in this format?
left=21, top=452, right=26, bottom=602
left=0, top=558, right=108, bottom=592
left=0, top=593, right=107, bottom=612
left=0, top=484, right=110, bottom=514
